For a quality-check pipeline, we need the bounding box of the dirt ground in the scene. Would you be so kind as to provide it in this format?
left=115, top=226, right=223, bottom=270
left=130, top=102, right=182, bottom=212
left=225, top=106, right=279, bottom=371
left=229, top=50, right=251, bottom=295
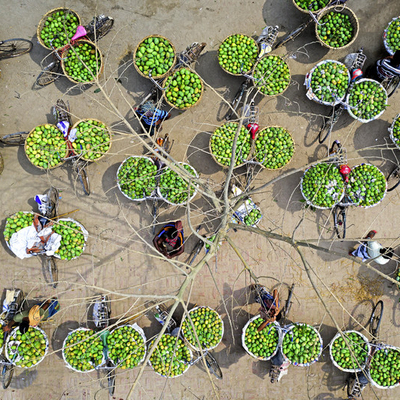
left=1, top=0, right=400, bottom=399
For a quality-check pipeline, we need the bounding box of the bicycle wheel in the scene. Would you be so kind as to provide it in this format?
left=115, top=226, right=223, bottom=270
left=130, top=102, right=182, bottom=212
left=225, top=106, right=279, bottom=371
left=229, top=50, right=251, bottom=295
left=225, top=84, right=245, bottom=120
left=96, top=17, right=114, bottom=40
left=152, top=198, right=158, bottom=235
left=0, top=38, right=33, bottom=59
left=76, top=164, right=90, bottom=195
left=47, top=257, right=58, bottom=288
left=387, top=166, right=400, bottom=192
left=35, top=61, right=62, bottom=87
left=46, top=186, right=59, bottom=218
left=1, top=362, right=14, bottom=389
left=283, top=284, right=295, bottom=318
left=273, top=23, right=308, bottom=49
left=1, top=132, right=28, bottom=145
left=205, top=352, right=223, bottom=380
left=384, top=76, right=400, bottom=98
left=333, top=206, right=346, bottom=239
left=369, top=300, right=384, bottom=338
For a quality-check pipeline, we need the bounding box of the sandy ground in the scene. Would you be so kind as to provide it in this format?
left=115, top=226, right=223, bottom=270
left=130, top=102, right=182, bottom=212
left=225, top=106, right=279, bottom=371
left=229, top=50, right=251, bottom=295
left=1, top=0, right=400, bottom=399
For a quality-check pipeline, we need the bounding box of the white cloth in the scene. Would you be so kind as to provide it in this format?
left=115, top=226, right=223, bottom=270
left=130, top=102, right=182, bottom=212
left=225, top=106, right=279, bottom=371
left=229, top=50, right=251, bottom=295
left=9, top=226, right=61, bottom=259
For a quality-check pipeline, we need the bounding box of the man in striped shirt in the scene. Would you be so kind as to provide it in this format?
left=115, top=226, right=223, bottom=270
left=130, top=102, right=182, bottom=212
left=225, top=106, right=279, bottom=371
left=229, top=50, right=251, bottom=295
left=134, top=101, right=171, bottom=136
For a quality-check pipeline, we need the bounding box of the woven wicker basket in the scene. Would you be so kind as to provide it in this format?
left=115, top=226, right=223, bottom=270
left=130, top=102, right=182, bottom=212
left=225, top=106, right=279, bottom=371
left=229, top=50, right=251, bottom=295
left=315, top=6, right=359, bottom=50
left=24, top=124, right=67, bottom=170
left=133, top=35, right=176, bottom=80
left=292, top=0, right=330, bottom=14
left=218, top=34, right=259, bottom=76
left=253, top=126, right=295, bottom=171
left=71, top=119, right=112, bottom=162
left=37, top=8, right=81, bottom=50
left=162, top=68, right=204, bottom=110
left=61, top=40, right=103, bottom=84
left=209, top=123, right=251, bottom=168
left=252, top=55, right=291, bottom=97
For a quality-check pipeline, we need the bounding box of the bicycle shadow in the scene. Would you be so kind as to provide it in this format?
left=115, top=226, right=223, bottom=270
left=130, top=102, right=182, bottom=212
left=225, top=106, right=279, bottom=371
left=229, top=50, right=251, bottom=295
left=261, top=0, right=329, bottom=64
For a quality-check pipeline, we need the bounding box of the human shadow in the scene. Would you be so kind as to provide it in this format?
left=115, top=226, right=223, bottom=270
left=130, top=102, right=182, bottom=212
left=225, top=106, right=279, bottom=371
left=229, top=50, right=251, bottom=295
left=9, top=369, right=38, bottom=390
left=186, top=130, right=222, bottom=176
left=271, top=168, right=304, bottom=213
left=51, top=320, right=82, bottom=359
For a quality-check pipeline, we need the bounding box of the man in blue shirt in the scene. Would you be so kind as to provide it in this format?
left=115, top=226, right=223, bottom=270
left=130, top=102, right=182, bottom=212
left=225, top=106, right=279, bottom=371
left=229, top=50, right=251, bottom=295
left=134, top=101, right=171, bottom=136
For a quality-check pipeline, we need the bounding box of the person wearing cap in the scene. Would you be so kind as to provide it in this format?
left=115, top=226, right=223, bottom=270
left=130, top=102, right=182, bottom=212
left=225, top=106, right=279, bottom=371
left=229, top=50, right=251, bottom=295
left=3, top=297, right=60, bottom=333
left=153, top=221, right=185, bottom=259
left=349, top=230, right=394, bottom=264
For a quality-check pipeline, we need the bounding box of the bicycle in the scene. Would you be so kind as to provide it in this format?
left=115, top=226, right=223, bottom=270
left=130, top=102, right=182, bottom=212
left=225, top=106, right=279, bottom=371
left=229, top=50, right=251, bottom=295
left=92, top=295, right=116, bottom=396
left=0, top=38, right=32, bottom=60
left=346, top=300, right=384, bottom=399
left=31, top=186, right=60, bottom=287
left=35, top=15, right=114, bottom=87
left=327, top=140, right=356, bottom=239
left=53, top=99, right=90, bottom=195
left=273, top=0, right=348, bottom=50
left=0, top=288, right=24, bottom=389
left=318, top=48, right=367, bottom=144
left=148, top=302, right=223, bottom=379
left=187, top=225, right=219, bottom=271
left=224, top=27, right=279, bottom=121
left=0, top=132, right=30, bottom=172
left=381, top=74, right=400, bottom=98
left=249, top=283, right=295, bottom=383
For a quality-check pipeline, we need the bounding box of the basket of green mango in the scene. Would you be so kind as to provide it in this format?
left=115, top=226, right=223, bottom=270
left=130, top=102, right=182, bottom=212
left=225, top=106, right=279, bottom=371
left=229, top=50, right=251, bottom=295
left=389, top=113, right=400, bottom=150
left=25, top=124, right=68, bottom=170
left=163, top=68, right=203, bottom=109
left=368, top=345, right=400, bottom=389
left=292, top=0, right=330, bottom=13
left=6, top=326, right=49, bottom=368
left=305, top=60, right=350, bottom=106
left=134, top=35, right=176, bottom=79
left=61, top=40, right=103, bottom=84
left=62, top=328, right=105, bottom=373
left=242, top=316, right=281, bottom=361
left=252, top=55, right=291, bottom=96
left=70, top=119, right=111, bottom=161
left=281, top=323, right=323, bottom=366
left=329, top=330, right=370, bottom=372
left=218, top=34, right=259, bottom=76
left=346, top=79, right=388, bottom=123
left=53, top=218, right=88, bottom=260
left=4, top=211, right=35, bottom=247
left=37, top=8, right=81, bottom=50
left=315, top=6, right=359, bottom=50
left=383, top=16, right=400, bottom=55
